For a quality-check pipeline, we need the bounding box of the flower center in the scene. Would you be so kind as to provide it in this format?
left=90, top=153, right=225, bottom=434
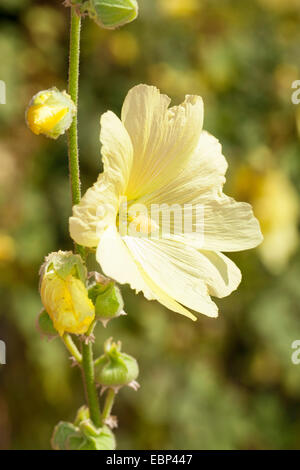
left=128, top=213, right=159, bottom=235
left=117, top=202, right=159, bottom=237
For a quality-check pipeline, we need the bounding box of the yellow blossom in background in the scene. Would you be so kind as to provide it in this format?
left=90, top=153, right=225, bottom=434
left=295, top=106, right=300, bottom=138
left=0, top=233, right=16, bottom=263
left=274, top=63, right=299, bottom=102
left=0, top=144, right=17, bottom=190
left=257, top=0, right=300, bottom=12
left=24, top=6, right=65, bottom=45
left=158, top=0, right=201, bottom=18
left=108, top=31, right=139, bottom=66
left=148, top=63, right=203, bottom=98
left=70, top=84, right=262, bottom=320
left=233, top=158, right=299, bottom=274
left=39, top=251, right=95, bottom=336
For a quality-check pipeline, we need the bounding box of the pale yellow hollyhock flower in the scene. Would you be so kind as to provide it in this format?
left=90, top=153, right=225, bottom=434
left=40, top=251, right=95, bottom=336
left=70, top=85, right=262, bottom=320
left=0, top=233, right=16, bottom=263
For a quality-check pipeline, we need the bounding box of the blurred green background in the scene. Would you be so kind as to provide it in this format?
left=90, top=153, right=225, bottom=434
left=1, top=0, right=300, bottom=450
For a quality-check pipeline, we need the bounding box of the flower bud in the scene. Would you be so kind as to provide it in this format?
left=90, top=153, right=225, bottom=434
left=39, top=251, right=95, bottom=336
left=88, top=274, right=124, bottom=325
left=95, top=337, right=139, bottom=388
left=26, top=87, right=76, bottom=139
left=85, top=0, right=138, bottom=29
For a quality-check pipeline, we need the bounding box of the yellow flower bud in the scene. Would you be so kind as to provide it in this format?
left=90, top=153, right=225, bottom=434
left=39, top=251, right=95, bottom=336
left=26, top=87, right=76, bottom=139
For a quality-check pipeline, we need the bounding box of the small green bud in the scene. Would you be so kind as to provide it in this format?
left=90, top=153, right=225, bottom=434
left=36, top=309, right=58, bottom=339
left=95, top=337, right=139, bottom=388
left=88, top=274, right=124, bottom=325
left=26, top=87, right=76, bottom=139
left=85, top=0, right=138, bottom=29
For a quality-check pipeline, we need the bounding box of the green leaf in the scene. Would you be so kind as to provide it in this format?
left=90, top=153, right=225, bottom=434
left=81, top=425, right=116, bottom=450
left=37, top=309, right=57, bottom=338
left=51, top=421, right=80, bottom=450
left=52, top=420, right=116, bottom=450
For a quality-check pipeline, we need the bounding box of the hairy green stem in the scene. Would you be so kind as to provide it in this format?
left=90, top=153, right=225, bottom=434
left=102, top=388, right=116, bottom=422
left=67, top=7, right=101, bottom=428
left=62, top=333, right=82, bottom=363
left=67, top=8, right=85, bottom=259
left=81, top=340, right=102, bottom=427
left=68, top=8, right=81, bottom=207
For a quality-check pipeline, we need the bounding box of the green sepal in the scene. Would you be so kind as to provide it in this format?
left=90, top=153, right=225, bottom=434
left=51, top=420, right=116, bottom=450
left=74, top=405, right=90, bottom=426
left=36, top=309, right=58, bottom=338
left=51, top=421, right=80, bottom=450
left=72, top=427, right=115, bottom=450
left=83, top=428, right=116, bottom=450
left=51, top=251, right=86, bottom=282
left=41, top=251, right=87, bottom=283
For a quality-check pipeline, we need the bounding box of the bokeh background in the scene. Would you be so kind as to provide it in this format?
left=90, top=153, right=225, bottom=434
left=1, top=0, right=300, bottom=450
